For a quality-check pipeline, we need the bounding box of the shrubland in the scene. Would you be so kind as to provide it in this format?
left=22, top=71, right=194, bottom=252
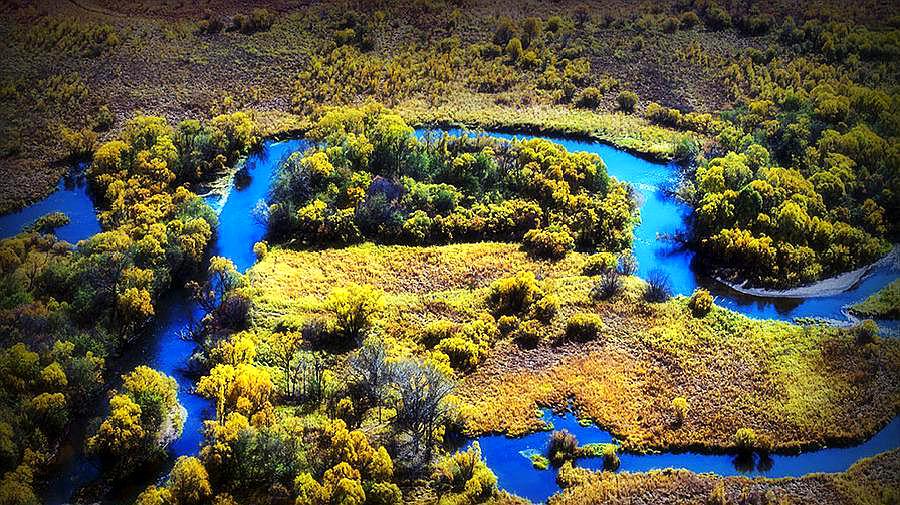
left=243, top=242, right=900, bottom=458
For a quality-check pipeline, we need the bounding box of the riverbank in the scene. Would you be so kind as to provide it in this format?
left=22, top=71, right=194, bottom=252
left=549, top=448, right=900, bottom=505
left=716, top=246, right=899, bottom=299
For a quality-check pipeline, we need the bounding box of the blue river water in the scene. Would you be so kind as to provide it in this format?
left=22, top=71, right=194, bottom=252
left=469, top=410, right=900, bottom=504
left=0, top=162, right=100, bottom=244
left=9, top=132, right=896, bottom=504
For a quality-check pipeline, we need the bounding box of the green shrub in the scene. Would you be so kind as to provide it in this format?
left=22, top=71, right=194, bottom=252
left=576, top=87, right=603, bottom=109
left=531, top=295, right=558, bottom=323
left=680, top=11, right=701, bottom=29
left=497, top=315, right=519, bottom=336
left=488, top=271, right=543, bottom=316
left=420, top=320, right=457, bottom=347
left=547, top=430, right=578, bottom=465
left=616, top=91, right=638, bottom=113
left=566, top=313, right=604, bottom=341
left=523, top=225, right=574, bottom=259
left=514, top=319, right=542, bottom=348
left=583, top=252, right=618, bottom=276
left=734, top=427, right=756, bottom=453
left=530, top=454, right=549, bottom=470
left=704, top=4, right=732, bottom=31
left=252, top=241, right=268, bottom=261
left=672, top=396, right=689, bottom=425
left=688, top=288, right=713, bottom=316
left=855, top=319, right=879, bottom=345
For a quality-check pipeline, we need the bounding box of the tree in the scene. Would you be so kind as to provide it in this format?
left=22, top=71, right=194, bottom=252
left=348, top=339, right=395, bottom=419
left=168, top=456, right=212, bottom=505
left=191, top=256, right=245, bottom=317
left=324, top=284, right=384, bottom=344
left=392, top=360, right=455, bottom=468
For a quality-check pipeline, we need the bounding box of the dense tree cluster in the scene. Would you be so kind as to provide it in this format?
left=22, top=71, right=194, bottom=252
left=180, top=328, right=497, bottom=504
left=0, top=112, right=259, bottom=499
left=268, top=105, right=636, bottom=259
left=660, top=19, right=899, bottom=287
left=87, top=366, right=183, bottom=474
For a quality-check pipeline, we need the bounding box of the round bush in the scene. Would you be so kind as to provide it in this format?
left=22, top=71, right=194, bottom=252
left=523, top=225, right=575, bottom=259
left=688, top=288, right=713, bottom=316
left=616, top=91, right=638, bottom=113
left=855, top=319, right=879, bottom=344
left=566, top=312, right=604, bottom=341
left=547, top=430, right=578, bottom=465
left=583, top=252, right=618, bottom=276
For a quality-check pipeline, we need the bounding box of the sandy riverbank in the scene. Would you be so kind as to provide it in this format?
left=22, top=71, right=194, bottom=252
left=717, top=246, right=899, bottom=299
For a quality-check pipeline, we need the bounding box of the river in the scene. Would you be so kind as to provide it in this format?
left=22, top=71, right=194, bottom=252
left=1, top=132, right=895, bottom=504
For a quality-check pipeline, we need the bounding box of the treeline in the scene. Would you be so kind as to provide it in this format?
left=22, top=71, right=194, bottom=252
left=268, top=104, right=637, bottom=259
left=0, top=112, right=259, bottom=502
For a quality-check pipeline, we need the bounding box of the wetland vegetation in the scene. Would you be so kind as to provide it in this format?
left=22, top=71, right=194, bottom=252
left=0, top=1, right=898, bottom=504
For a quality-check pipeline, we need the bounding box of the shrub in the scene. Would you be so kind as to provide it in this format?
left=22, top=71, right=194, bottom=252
left=435, top=336, right=482, bottom=371
left=547, top=430, right=578, bottom=465
left=324, top=284, right=384, bottom=343
left=531, top=295, right=558, bottom=323
left=432, top=443, right=497, bottom=501
left=643, top=269, right=672, bottom=302
left=583, top=252, right=618, bottom=276
left=575, top=87, right=603, bottom=109
left=215, top=293, right=251, bottom=330
left=523, top=225, right=574, bottom=259
left=590, top=271, right=622, bottom=301
left=232, top=8, right=275, bottom=34
left=514, top=319, right=542, bottom=348
left=168, top=457, right=212, bottom=505
left=680, top=11, right=701, bottom=29
left=96, top=105, right=114, bottom=130
left=505, top=37, right=524, bottom=61
left=855, top=319, right=879, bottom=344
left=488, top=271, right=543, bottom=316
left=252, top=241, right=268, bottom=260
left=420, top=320, right=456, bottom=347
left=530, top=454, right=549, bottom=470
left=566, top=313, right=604, bottom=341
left=704, top=4, right=732, bottom=31
left=688, top=288, right=713, bottom=316
left=734, top=427, right=756, bottom=453
left=672, top=397, right=689, bottom=425
left=497, top=315, right=519, bottom=336
left=616, top=91, right=638, bottom=113
left=601, top=444, right=620, bottom=470
left=617, top=253, right=638, bottom=275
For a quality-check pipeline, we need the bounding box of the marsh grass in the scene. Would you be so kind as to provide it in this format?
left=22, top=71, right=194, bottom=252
left=246, top=242, right=900, bottom=454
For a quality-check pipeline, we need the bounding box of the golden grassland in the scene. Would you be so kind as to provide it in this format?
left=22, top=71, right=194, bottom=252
left=246, top=242, right=900, bottom=453
left=549, top=449, right=900, bottom=505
